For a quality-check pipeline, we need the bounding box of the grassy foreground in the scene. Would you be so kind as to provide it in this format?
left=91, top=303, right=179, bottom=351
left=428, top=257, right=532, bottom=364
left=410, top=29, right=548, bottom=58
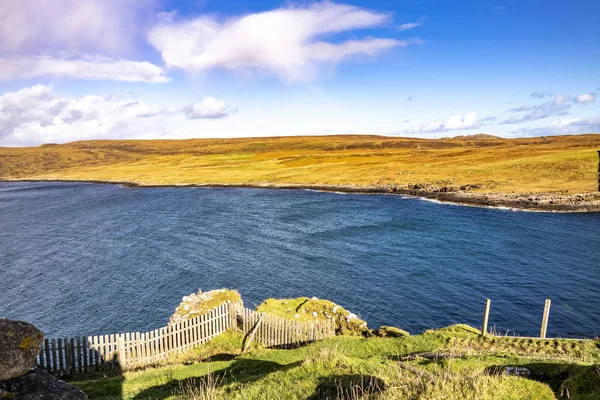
left=1, top=134, right=600, bottom=195
left=70, top=325, right=600, bottom=400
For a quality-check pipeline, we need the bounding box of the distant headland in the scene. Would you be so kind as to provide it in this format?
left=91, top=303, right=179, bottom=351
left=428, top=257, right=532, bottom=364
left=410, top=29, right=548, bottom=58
left=1, top=134, right=599, bottom=212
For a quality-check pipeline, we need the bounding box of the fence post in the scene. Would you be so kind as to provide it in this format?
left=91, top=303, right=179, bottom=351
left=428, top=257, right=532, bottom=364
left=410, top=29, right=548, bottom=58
left=540, top=299, right=551, bottom=339
left=117, top=334, right=126, bottom=370
left=481, top=299, right=491, bottom=336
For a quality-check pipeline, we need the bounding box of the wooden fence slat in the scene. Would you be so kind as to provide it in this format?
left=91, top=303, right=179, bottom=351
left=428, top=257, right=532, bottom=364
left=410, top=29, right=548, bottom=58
left=65, top=338, right=71, bottom=375
left=110, top=334, right=116, bottom=366
left=44, top=339, right=51, bottom=372
left=82, top=337, right=88, bottom=373
left=168, top=324, right=174, bottom=355
left=101, top=335, right=107, bottom=368
left=76, top=337, right=82, bottom=373
left=134, top=332, right=139, bottom=365
left=125, top=332, right=131, bottom=366
left=38, top=343, right=44, bottom=370
left=158, top=327, right=164, bottom=359
left=69, top=337, right=75, bottom=375
left=190, top=318, right=195, bottom=348
left=57, top=338, right=64, bottom=375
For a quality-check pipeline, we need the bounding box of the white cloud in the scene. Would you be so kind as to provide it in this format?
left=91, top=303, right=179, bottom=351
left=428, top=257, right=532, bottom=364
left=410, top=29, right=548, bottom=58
left=0, top=85, right=234, bottom=146
left=397, top=18, right=425, bottom=31
left=554, top=94, right=572, bottom=105
left=530, top=91, right=553, bottom=99
left=502, top=91, right=597, bottom=124
left=575, top=93, right=596, bottom=103
left=397, top=22, right=422, bottom=31
left=502, top=101, right=570, bottom=124
left=0, top=0, right=169, bottom=83
left=148, top=1, right=414, bottom=83
left=510, top=117, right=600, bottom=136
left=406, top=112, right=480, bottom=133
left=0, top=0, right=154, bottom=56
left=0, top=56, right=170, bottom=84
left=185, top=97, right=236, bottom=119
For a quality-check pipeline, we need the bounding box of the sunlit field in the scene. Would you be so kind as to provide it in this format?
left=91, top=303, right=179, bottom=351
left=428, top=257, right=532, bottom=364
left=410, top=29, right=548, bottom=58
left=2, top=134, right=599, bottom=195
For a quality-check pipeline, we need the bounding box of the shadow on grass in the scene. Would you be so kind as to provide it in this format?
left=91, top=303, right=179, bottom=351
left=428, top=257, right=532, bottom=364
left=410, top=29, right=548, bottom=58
left=307, top=374, right=387, bottom=400
left=485, top=362, right=600, bottom=399
left=131, top=358, right=303, bottom=400
left=66, top=354, right=125, bottom=399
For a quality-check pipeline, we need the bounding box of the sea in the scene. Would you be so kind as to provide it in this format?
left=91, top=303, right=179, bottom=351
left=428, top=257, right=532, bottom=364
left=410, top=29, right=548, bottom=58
left=1, top=181, right=599, bottom=338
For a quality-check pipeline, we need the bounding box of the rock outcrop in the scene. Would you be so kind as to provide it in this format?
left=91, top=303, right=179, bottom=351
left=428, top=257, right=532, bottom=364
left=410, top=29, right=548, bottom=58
left=0, top=368, right=87, bottom=399
left=257, top=297, right=368, bottom=335
left=169, top=288, right=243, bottom=325
left=0, top=319, right=44, bottom=380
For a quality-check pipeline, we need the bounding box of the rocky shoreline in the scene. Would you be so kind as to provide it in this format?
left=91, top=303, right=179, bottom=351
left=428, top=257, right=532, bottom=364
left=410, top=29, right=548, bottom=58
left=2, top=178, right=600, bottom=212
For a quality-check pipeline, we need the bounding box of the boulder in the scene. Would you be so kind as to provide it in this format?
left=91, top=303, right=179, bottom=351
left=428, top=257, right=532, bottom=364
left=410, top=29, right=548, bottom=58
left=0, top=319, right=44, bottom=380
left=0, top=368, right=87, bottom=399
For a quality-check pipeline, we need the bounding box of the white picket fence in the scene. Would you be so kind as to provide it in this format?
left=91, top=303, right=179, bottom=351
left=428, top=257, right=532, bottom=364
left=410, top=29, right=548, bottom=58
left=36, top=302, right=336, bottom=376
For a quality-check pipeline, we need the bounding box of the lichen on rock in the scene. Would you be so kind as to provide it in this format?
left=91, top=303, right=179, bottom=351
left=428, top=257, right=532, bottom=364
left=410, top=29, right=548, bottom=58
left=0, top=319, right=44, bottom=381
left=169, top=288, right=242, bottom=325
left=256, top=297, right=367, bottom=335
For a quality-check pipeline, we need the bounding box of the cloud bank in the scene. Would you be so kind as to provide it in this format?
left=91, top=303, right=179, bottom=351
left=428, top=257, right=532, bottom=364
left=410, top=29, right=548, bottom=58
left=0, top=56, right=170, bottom=84
left=511, top=117, right=600, bottom=136
left=501, top=92, right=596, bottom=124
left=148, top=1, right=416, bottom=83
left=405, top=112, right=480, bottom=133
left=0, top=0, right=167, bottom=83
left=0, top=85, right=234, bottom=146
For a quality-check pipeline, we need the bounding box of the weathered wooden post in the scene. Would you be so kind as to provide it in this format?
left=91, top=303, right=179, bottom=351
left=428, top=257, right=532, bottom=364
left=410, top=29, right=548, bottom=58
left=597, top=150, right=600, bottom=192
left=540, top=299, right=551, bottom=339
left=482, top=299, right=491, bottom=336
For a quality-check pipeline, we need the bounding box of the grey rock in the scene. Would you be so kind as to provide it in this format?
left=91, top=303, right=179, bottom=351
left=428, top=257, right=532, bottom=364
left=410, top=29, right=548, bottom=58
left=0, top=368, right=87, bottom=399
left=0, top=319, right=44, bottom=380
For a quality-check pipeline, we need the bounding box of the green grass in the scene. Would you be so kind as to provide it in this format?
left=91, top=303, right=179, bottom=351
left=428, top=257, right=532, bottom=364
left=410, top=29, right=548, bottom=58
left=69, top=325, right=600, bottom=399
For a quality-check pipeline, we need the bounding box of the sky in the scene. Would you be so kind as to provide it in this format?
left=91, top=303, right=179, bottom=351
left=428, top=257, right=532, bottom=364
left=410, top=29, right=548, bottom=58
left=0, top=0, right=599, bottom=146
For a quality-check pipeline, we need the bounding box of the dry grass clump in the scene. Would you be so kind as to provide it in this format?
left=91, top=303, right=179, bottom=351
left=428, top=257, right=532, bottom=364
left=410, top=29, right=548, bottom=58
left=175, top=371, right=224, bottom=400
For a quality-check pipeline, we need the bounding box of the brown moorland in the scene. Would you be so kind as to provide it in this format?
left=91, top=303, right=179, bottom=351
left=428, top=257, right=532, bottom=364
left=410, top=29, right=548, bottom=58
left=1, top=134, right=599, bottom=210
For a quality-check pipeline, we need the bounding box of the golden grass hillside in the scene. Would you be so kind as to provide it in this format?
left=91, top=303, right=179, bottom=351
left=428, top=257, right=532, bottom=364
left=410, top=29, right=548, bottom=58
left=1, top=134, right=599, bottom=195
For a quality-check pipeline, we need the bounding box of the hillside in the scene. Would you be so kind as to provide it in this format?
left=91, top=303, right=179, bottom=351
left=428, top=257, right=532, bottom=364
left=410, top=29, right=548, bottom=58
left=70, top=325, right=600, bottom=400
left=1, top=134, right=600, bottom=210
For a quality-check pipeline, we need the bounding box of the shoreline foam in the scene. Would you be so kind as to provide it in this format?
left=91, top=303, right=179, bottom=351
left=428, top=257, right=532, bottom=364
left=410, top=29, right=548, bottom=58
left=2, top=178, right=599, bottom=213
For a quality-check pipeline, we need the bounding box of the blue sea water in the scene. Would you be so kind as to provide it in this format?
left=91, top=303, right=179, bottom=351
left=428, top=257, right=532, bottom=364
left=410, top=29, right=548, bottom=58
left=0, top=181, right=599, bottom=338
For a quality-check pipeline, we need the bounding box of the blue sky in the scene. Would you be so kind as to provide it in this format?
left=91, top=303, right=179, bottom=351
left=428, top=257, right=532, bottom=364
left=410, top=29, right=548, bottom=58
left=0, top=0, right=598, bottom=146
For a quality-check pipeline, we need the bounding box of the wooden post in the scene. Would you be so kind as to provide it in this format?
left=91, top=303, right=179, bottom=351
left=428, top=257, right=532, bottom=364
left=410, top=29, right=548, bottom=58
left=597, top=150, right=600, bottom=192
left=481, top=299, right=491, bottom=336
left=243, top=313, right=264, bottom=352
left=540, top=299, right=551, bottom=339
